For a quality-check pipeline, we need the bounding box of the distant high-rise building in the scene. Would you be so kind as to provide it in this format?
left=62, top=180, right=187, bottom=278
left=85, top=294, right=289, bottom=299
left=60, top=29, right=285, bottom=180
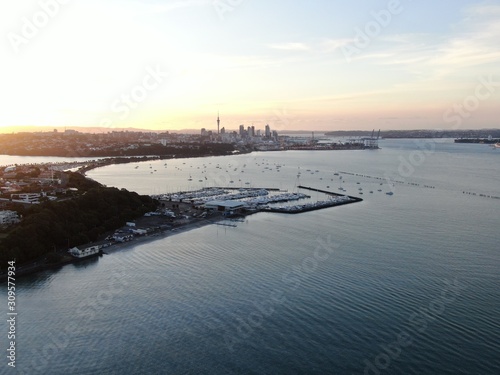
left=221, top=127, right=225, bottom=134
left=239, top=124, right=245, bottom=136
left=265, top=124, right=271, bottom=138
left=201, top=128, right=207, bottom=136
left=217, top=112, right=220, bottom=134
left=251, top=126, right=255, bottom=137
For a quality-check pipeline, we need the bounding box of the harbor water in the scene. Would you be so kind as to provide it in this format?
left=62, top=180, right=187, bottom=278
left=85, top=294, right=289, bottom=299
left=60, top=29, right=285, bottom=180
left=2, top=139, right=500, bottom=374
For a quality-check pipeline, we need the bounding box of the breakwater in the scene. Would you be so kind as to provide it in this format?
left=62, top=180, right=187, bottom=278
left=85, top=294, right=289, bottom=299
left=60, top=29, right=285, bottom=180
left=298, top=185, right=363, bottom=201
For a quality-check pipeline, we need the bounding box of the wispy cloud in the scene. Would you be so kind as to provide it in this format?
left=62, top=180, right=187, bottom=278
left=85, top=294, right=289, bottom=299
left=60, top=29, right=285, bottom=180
left=267, top=42, right=310, bottom=51
left=321, top=38, right=355, bottom=52
left=338, top=4, right=500, bottom=82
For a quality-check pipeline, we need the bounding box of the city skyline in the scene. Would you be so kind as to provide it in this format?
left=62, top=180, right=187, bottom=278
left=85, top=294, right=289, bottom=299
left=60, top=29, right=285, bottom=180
left=1, top=0, right=499, bottom=132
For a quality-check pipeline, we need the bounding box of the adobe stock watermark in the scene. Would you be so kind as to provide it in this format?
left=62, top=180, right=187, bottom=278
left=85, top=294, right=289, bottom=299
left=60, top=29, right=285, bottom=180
left=223, top=235, right=339, bottom=352
left=383, top=138, right=436, bottom=193
left=270, top=107, right=298, bottom=134
left=342, top=0, right=409, bottom=62
left=100, top=64, right=170, bottom=128
left=383, top=74, right=499, bottom=193
left=7, top=0, right=70, bottom=54
left=361, top=278, right=467, bottom=375
left=443, top=75, right=500, bottom=128
left=213, top=0, right=245, bottom=21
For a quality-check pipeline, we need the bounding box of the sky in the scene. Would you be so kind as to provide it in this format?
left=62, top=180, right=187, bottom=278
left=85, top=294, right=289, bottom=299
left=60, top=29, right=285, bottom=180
left=1, top=0, right=499, bottom=132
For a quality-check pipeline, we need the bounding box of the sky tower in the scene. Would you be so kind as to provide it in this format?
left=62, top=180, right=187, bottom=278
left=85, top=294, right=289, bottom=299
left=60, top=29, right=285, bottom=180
left=217, top=112, right=220, bottom=134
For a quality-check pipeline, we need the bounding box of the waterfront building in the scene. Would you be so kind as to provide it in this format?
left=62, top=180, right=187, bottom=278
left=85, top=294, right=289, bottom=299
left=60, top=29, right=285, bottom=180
left=205, top=200, right=247, bottom=214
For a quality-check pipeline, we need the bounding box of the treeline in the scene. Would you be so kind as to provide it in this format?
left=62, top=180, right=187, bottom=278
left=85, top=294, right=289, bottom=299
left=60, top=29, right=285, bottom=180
left=0, top=174, right=157, bottom=266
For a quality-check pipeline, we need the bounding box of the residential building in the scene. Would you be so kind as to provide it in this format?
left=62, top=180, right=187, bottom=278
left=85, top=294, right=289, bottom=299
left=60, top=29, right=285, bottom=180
left=0, top=210, right=20, bottom=225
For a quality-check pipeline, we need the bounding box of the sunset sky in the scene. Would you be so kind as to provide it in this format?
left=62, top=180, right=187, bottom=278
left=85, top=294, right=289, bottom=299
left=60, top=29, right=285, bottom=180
left=1, top=0, right=499, bottom=132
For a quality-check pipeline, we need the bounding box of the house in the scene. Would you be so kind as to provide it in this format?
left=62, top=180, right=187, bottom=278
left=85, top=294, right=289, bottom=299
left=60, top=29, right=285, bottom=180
left=68, top=240, right=112, bottom=258
left=68, top=245, right=101, bottom=258
left=0, top=210, right=20, bottom=225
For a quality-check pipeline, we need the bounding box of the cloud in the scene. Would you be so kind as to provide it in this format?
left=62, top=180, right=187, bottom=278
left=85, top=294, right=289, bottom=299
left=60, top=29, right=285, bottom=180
left=321, top=38, right=355, bottom=52
left=267, top=42, right=310, bottom=51
left=352, top=4, right=500, bottom=75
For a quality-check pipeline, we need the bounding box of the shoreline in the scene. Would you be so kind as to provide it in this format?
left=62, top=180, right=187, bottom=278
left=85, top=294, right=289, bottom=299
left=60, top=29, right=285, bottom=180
left=0, top=213, right=233, bottom=281
left=102, top=214, right=230, bottom=255
left=1, top=148, right=362, bottom=280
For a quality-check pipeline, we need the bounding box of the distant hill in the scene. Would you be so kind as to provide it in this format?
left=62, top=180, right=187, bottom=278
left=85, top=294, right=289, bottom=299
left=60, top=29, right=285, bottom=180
left=324, top=129, right=500, bottom=139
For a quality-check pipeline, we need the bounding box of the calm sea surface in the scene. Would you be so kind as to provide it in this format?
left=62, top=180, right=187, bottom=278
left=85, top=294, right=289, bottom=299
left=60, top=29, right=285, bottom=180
left=2, top=139, right=500, bottom=374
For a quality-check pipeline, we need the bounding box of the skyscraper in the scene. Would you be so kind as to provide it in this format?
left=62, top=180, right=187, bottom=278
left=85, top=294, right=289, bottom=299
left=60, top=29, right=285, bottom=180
left=217, top=112, right=220, bottom=134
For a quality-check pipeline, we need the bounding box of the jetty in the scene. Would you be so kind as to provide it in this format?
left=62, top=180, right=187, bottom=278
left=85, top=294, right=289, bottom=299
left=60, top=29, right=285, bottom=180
left=298, top=185, right=363, bottom=201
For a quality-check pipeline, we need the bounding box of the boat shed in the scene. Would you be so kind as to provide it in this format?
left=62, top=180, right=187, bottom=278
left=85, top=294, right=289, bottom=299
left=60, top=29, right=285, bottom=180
left=204, top=200, right=247, bottom=213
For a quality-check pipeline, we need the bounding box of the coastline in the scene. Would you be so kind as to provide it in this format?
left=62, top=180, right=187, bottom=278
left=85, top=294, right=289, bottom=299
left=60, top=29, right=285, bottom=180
left=0, top=213, right=231, bottom=281
left=102, top=214, right=228, bottom=255
left=1, top=147, right=363, bottom=280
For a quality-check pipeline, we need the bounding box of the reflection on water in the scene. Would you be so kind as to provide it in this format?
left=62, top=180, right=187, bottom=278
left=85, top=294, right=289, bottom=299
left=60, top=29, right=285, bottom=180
left=70, top=254, right=102, bottom=270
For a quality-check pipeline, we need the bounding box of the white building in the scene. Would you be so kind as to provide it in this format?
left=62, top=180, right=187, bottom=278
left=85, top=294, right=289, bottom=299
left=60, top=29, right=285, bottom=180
left=205, top=200, right=247, bottom=213
left=11, top=193, right=41, bottom=204
left=0, top=210, right=20, bottom=225
left=68, top=245, right=100, bottom=258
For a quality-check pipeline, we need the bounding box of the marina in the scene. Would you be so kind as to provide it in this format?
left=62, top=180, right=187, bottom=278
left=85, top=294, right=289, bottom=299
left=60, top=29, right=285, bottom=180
left=154, top=186, right=362, bottom=216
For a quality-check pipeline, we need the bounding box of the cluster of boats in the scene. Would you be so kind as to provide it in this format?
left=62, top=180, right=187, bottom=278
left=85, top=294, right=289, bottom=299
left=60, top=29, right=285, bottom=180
left=153, top=187, right=313, bottom=207
left=245, top=192, right=310, bottom=205
left=154, top=188, right=227, bottom=202
left=263, top=195, right=354, bottom=213
left=193, top=189, right=269, bottom=205
left=155, top=187, right=282, bottom=205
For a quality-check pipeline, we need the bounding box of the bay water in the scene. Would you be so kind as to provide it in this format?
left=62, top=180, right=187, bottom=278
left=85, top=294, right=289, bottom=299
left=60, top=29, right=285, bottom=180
left=2, top=139, right=500, bottom=374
